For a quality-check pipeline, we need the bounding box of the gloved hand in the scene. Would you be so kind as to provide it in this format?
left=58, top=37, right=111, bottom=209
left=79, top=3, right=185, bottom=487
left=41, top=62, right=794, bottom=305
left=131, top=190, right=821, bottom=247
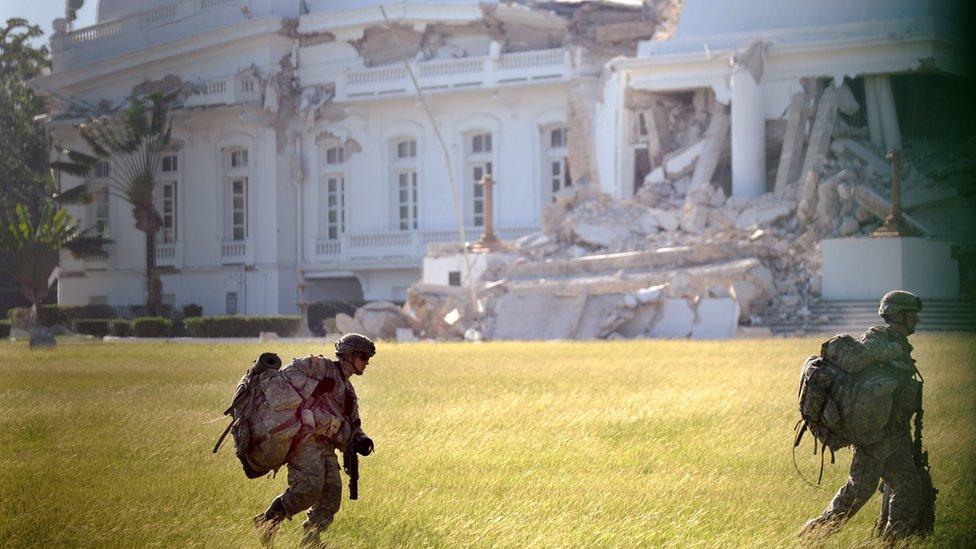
left=352, top=433, right=374, bottom=456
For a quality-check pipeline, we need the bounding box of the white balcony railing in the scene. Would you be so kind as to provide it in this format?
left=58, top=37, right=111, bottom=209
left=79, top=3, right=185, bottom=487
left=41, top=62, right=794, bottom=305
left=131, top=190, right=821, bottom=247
left=52, top=0, right=263, bottom=72
left=221, top=239, right=252, bottom=264
left=155, top=242, right=184, bottom=268
left=338, top=49, right=571, bottom=101
left=183, top=75, right=260, bottom=108
left=314, top=226, right=537, bottom=263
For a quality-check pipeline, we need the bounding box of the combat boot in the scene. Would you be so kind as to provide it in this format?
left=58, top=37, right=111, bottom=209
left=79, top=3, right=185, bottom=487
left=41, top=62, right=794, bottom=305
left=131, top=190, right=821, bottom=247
left=299, top=528, right=324, bottom=549
left=253, top=497, right=286, bottom=546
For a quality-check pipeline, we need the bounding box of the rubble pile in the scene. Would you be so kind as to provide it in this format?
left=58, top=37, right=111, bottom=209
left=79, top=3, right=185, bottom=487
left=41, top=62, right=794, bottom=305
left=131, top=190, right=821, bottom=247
left=339, top=74, right=974, bottom=342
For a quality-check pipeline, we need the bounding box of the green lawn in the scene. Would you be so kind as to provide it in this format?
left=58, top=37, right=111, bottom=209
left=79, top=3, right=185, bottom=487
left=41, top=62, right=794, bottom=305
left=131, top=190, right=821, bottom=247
left=1, top=335, right=973, bottom=547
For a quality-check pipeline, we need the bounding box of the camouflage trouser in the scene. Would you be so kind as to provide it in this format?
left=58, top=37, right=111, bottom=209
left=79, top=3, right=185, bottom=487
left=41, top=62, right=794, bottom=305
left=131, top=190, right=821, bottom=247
left=277, top=439, right=343, bottom=536
left=804, top=434, right=921, bottom=539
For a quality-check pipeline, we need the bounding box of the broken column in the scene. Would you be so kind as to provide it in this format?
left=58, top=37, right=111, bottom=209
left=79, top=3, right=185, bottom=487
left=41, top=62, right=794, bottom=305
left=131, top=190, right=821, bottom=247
left=730, top=43, right=766, bottom=197
left=566, top=67, right=602, bottom=187
left=864, top=74, right=902, bottom=152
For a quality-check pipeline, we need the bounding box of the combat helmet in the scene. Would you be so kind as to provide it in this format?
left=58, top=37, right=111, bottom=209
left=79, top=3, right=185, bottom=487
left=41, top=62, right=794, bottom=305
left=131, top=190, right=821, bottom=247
left=335, top=333, right=376, bottom=359
left=878, top=290, right=923, bottom=316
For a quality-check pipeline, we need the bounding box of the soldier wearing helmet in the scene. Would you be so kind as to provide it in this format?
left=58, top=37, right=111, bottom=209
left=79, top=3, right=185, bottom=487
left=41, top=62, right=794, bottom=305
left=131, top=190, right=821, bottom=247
left=801, top=291, right=926, bottom=541
left=254, top=333, right=376, bottom=547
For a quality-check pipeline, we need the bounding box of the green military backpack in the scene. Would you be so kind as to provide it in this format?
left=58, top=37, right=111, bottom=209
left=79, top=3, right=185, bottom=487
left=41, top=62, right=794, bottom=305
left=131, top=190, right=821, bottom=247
left=794, top=334, right=905, bottom=482
left=213, top=353, right=305, bottom=478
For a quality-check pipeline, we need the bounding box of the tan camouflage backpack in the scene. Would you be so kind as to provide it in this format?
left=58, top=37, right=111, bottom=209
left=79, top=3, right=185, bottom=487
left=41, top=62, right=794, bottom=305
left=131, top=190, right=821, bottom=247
left=212, top=353, right=305, bottom=478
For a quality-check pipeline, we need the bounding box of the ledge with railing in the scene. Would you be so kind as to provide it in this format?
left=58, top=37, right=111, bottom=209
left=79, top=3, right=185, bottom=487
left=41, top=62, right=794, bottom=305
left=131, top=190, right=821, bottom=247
left=221, top=239, right=253, bottom=265
left=336, top=48, right=571, bottom=101
left=314, top=226, right=537, bottom=263
left=182, top=74, right=261, bottom=108
left=51, top=0, right=263, bottom=72
left=155, top=242, right=184, bottom=268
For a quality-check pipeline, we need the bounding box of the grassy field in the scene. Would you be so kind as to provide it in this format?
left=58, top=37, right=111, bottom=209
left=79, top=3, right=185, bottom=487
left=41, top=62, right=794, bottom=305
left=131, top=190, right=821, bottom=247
left=0, top=335, right=973, bottom=548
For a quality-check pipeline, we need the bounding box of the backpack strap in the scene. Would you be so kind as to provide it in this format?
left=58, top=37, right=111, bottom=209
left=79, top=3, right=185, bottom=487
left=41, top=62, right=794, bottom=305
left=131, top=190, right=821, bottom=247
left=212, top=419, right=234, bottom=454
left=818, top=441, right=827, bottom=484
left=792, top=419, right=808, bottom=448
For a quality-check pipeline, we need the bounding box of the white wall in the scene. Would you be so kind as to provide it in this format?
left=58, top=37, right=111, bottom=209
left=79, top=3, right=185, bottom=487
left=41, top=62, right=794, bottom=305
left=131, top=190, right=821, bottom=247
left=303, top=83, right=569, bottom=238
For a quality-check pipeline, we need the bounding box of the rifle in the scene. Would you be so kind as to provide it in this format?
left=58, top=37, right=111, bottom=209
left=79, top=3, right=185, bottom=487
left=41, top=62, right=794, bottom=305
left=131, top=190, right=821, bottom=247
left=343, top=440, right=360, bottom=500
left=912, top=386, right=937, bottom=535
left=342, top=418, right=373, bottom=500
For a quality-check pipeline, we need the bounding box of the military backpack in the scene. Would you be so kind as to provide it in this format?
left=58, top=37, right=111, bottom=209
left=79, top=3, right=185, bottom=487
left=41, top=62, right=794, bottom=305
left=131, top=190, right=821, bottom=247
left=794, top=334, right=907, bottom=482
left=212, top=352, right=305, bottom=478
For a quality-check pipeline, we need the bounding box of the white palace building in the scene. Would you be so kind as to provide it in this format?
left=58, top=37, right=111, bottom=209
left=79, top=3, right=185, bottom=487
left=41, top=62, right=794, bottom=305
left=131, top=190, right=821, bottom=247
left=33, top=0, right=965, bottom=316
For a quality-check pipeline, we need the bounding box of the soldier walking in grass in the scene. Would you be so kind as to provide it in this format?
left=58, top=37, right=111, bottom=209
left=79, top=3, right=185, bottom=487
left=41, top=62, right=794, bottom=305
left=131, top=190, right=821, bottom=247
left=248, top=333, right=377, bottom=547
left=799, top=291, right=935, bottom=541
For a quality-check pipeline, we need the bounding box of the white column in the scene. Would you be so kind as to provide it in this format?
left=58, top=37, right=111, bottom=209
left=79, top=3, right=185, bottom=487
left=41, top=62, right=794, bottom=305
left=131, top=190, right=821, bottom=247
left=730, top=66, right=765, bottom=197
left=875, top=74, right=902, bottom=151
left=863, top=77, right=884, bottom=150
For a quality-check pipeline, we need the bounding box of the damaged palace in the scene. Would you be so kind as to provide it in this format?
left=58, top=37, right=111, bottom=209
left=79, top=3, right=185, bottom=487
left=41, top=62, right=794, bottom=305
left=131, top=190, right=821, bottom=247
left=33, top=0, right=975, bottom=339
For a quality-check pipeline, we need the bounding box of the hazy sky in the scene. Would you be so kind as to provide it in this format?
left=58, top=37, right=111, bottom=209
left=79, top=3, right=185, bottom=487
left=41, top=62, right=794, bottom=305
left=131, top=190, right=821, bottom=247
left=1, top=0, right=97, bottom=46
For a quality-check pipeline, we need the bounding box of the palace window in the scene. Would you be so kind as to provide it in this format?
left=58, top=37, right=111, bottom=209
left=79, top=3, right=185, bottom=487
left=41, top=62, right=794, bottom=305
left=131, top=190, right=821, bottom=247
left=322, top=144, right=345, bottom=240
left=224, top=147, right=249, bottom=241
left=156, top=153, right=179, bottom=244
left=544, top=126, right=571, bottom=199
left=465, top=132, right=492, bottom=227
left=392, top=137, right=419, bottom=230
left=85, top=159, right=112, bottom=238
left=91, top=186, right=111, bottom=238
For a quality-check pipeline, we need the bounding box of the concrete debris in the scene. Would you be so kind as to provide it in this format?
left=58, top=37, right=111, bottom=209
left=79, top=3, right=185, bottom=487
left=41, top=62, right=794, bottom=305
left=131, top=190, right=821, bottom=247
left=774, top=91, right=810, bottom=193
left=322, top=16, right=973, bottom=341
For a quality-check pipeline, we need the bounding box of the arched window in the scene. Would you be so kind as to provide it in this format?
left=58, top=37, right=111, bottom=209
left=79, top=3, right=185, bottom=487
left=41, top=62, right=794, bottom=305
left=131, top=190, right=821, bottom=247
left=321, top=143, right=345, bottom=240
left=224, top=146, right=249, bottom=241
left=89, top=161, right=111, bottom=238
left=543, top=125, right=571, bottom=200
left=391, top=137, right=419, bottom=230
left=465, top=131, right=492, bottom=227
left=156, top=153, right=179, bottom=244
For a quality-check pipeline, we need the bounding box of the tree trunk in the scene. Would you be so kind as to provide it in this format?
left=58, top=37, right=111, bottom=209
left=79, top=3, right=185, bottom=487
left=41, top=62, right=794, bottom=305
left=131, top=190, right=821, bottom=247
left=145, top=229, right=161, bottom=316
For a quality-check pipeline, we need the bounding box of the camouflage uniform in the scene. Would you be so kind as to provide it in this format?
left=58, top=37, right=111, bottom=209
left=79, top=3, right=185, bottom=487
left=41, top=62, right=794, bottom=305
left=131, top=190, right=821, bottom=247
left=257, top=354, right=363, bottom=544
left=284, top=355, right=361, bottom=536
left=802, top=324, right=922, bottom=540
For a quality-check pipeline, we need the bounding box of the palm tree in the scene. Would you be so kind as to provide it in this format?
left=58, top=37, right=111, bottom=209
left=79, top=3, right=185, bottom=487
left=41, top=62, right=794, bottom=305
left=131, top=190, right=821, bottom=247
left=51, top=92, right=177, bottom=316
left=0, top=202, right=110, bottom=327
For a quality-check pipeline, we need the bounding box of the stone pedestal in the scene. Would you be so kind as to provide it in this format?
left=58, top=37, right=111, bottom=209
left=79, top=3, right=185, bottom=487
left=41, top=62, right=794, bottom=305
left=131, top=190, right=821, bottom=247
left=821, top=237, right=958, bottom=300
left=422, top=248, right=516, bottom=287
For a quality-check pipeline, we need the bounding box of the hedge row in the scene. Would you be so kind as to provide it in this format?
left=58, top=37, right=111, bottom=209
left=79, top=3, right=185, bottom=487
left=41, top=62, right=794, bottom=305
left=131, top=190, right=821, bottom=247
left=71, top=319, right=111, bottom=338
left=110, top=320, right=132, bottom=337
left=184, top=316, right=303, bottom=338
left=8, top=305, right=115, bottom=327
left=69, top=318, right=172, bottom=337
left=0, top=320, right=10, bottom=339
left=133, top=317, right=172, bottom=337
left=7, top=303, right=204, bottom=327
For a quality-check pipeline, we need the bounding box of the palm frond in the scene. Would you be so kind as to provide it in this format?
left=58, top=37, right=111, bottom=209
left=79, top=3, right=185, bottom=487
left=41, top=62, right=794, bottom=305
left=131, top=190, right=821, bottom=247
left=52, top=183, right=94, bottom=206
left=50, top=160, right=92, bottom=178
left=64, top=235, right=112, bottom=260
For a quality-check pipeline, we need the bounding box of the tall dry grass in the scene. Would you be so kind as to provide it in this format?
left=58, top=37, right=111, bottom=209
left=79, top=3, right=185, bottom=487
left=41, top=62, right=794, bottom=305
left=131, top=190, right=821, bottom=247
left=0, top=335, right=973, bottom=547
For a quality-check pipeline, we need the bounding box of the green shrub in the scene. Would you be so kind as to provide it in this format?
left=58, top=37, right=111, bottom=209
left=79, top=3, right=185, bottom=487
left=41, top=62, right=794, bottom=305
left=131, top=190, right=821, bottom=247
left=0, top=320, right=10, bottom=338
left=7, top=307, right=30, bottom=328
left=9, top=305, right=116, bottom=327
left=182, top=303, right=203, bottom=318
left=71, top=319, right=111, bottom=337
left=109, top=320, right=132, bottom=337
left=132, top=317, right=172, bottom=338
left=184, top=316, right=303, bottom=337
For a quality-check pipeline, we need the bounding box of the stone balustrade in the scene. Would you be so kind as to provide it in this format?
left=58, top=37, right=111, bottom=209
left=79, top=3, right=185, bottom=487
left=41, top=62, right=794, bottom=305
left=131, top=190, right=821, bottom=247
left=315, top=226, right=536, bottom=263
left=51, top=0, right=262, bottom=72
left=337, top=49, right=571, bottom=101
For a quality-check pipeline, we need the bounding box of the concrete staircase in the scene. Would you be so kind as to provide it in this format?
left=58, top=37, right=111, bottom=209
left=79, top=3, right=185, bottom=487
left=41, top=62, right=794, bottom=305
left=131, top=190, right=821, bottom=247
left=769, top=299, right=976, bottom=335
